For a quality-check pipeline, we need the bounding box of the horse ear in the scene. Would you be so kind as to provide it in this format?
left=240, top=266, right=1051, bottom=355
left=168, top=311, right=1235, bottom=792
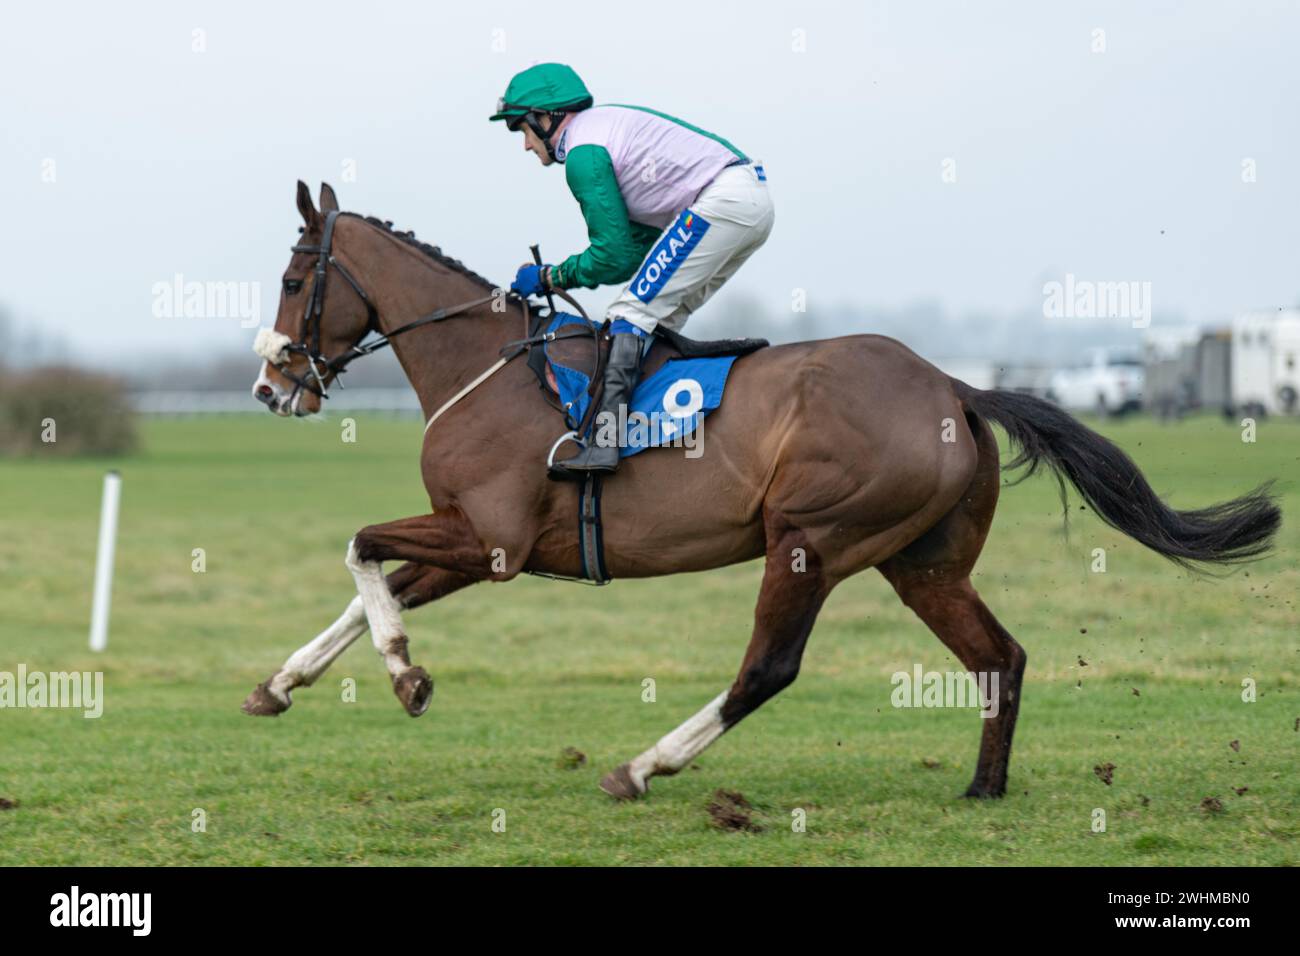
left=296, top=180, right=321, bottom=229
left=319, top=182, right=339, bottom=214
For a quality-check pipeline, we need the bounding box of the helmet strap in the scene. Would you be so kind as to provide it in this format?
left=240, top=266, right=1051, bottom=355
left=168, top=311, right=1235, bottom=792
left=523, top=111, right=566, bottom=161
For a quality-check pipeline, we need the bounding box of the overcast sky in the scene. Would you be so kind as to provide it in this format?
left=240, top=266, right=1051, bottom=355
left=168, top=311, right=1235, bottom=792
left=2, top=0, right=1296, bottom=365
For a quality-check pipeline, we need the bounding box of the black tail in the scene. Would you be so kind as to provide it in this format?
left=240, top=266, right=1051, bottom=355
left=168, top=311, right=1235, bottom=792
left=961, top=387, right=1280, bottom=569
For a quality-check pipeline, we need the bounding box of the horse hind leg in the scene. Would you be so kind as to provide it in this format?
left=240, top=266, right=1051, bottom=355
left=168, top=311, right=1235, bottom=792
left=601, top=513, right=830, bottom=799
left=875, top=411, right=1026, bottom=797
left=881, top=568, right=1026, bottom=797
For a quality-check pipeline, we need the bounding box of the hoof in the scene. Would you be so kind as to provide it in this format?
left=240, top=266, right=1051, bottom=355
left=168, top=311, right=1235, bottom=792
left=599, top=763, right=647, bottom=801
left=962, top=784, right=1005, bottom=800
left=394, top=667, right=434, bottom=717
left=242, top=682, right=290, bottom=717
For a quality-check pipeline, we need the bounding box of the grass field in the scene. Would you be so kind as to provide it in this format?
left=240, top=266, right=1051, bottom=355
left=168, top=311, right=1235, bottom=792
left=1, top=412, right=1296, bottom=866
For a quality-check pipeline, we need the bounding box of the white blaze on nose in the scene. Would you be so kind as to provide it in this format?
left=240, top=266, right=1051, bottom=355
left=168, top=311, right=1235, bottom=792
left=252, top=360, right=291, bottom=415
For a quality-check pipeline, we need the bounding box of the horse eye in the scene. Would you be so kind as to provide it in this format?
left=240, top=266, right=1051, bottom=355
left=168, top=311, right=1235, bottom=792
left=283, top=278, right=303, bottom=295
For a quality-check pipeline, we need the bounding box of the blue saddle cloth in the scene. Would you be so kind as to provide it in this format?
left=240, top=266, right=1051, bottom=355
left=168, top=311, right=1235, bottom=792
left=543, top=313, right=738, bottom=458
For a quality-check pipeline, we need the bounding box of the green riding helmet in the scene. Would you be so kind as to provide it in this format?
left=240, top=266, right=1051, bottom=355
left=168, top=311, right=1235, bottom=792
left=490, top=64, right=592, bottom=155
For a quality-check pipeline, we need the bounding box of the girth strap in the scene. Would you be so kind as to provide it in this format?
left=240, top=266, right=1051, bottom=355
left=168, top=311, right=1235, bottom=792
left=578, top=473, right=610, bottom=584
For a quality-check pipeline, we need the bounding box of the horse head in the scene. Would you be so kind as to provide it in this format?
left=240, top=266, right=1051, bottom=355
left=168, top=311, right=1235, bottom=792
left=252, top=181, right=377, bottom=416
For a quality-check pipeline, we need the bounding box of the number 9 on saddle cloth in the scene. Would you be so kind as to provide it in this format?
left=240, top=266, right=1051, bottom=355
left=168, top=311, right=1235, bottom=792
left=541, top=312, right=745, bottom=458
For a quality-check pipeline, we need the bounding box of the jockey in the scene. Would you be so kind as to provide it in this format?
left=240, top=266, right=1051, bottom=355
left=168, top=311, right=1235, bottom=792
left=491, top=63, right=774, bottom=480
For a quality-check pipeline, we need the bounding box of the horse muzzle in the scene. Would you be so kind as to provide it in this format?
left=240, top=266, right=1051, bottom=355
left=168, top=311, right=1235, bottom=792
left=252, top=376, right=297, bottom=416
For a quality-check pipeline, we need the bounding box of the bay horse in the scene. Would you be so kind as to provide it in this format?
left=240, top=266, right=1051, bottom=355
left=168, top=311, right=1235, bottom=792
left=243, top=182, right=1280, bottom=800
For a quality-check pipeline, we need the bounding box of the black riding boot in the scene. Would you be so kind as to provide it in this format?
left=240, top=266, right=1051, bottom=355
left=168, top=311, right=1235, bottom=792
left=548, top=332, right=644, bottom=481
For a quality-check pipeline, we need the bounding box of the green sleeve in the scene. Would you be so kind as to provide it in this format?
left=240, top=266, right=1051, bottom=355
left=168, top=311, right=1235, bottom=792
left=553, top=144, right=657, bottom=290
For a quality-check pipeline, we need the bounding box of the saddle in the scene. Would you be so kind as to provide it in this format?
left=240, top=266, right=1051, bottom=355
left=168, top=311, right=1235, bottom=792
left=522, top=310, right=767, bottom=588
left=526, top=317, right=767, bottom=400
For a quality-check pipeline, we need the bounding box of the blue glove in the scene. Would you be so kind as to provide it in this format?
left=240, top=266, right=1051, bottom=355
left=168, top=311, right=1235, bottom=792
left=510, top=264, right=549, bottom=297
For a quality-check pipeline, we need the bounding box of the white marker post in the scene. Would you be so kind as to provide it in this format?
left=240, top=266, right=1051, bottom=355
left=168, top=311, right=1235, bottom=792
left=89, top=470, right=122, bottom=652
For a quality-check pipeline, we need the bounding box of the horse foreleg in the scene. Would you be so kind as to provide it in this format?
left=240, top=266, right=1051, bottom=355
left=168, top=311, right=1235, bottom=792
left=601, top=517, right=830, bottom=799
left=346, top=511, right=493, bottom=716
left=242, top=562, right=471, bottom=716
left=242, top=595, right=367, bottom=716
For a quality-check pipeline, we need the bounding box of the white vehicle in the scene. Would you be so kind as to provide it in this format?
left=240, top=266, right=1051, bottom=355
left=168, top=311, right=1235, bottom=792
left=1047, top=348, right=1145, bottom=417
left=1143, top=325, right=1202, bottom=418
left=1231, top=311, right=1300, bottom=417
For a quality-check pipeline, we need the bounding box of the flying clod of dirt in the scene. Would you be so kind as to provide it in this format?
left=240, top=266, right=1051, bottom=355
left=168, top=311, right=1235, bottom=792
left=0, top=798, right=17, bottom=810
left=708, top=789, right=762, bottom=832
left=1094, top=763, right=1116, bottom=786
left=1200, top=796, right=1224, bottom=814
left=1228, top=739, right=1241, bottom=752
left=556, top=747, right=587, bottom=770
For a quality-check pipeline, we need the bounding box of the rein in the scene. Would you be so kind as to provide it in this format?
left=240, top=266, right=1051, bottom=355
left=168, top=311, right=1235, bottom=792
left=273, top=210, right=595, bottom=424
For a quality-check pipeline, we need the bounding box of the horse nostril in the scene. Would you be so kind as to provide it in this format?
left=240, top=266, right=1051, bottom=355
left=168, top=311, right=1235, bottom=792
left=255, top=384, right=274, bottom=403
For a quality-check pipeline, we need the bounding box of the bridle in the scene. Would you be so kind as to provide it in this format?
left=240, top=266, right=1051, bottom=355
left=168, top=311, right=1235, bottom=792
left=269, top=209, right=600, bottom=437
left=276, top=209, right=506, bottom=402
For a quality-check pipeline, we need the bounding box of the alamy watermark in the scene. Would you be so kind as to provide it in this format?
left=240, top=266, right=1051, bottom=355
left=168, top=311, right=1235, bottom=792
left=0, top=666, right=103, bottom=718
left=50, top=886, right=150, bottom=936
left=1043, top=273, right=1151, bottom=328
left=890, top=664, right=999, bottom=718
left=589, top=402, right=705, bottom=459
left=152, top=274, right=261, bottom=328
